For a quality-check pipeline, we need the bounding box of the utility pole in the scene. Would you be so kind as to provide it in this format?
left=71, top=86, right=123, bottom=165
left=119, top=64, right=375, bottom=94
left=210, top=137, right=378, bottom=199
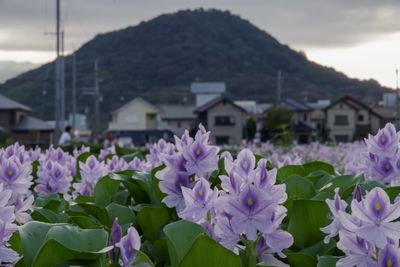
left=60, top=30, right=65, bottom=131
left=276, top=70, right=282, bottom=105
left=396, top=69, right=399, bottom=128
left=71, top=52, right=77, bottom=130
left=54, top=0, right=61, bottom=141
left=82, top=59, right=101, bottom=143
left=94, top=59, right=100, bottom=142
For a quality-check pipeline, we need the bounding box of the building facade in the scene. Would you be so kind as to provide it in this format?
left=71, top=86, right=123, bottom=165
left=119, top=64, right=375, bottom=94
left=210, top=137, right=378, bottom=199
left=194, top=96, right=247, bottom=145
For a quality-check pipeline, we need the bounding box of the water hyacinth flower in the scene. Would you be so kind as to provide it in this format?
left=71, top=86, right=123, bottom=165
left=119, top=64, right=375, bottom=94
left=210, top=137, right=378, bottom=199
left=115, top=227, right=141, bottom=267
left=336, top=231, right=376, bottom=267
left=365, top=123, right=399, bottom=157
left=73, top=155, right=107, bottom=197
left=378, top=244, right=400, bottom=267
left=351, top=187, right=400, bottom=249
left=0, top=155, right=32, bottom=202
left=109, top=218, right=122, bottom=262
left=158, top=168, right=190, bottom=212
left=320, top=188, right=348, bottom=243
left=35, top=160, right=72, bottom=197
left=179, top=177, right=218, bottom=223
left=107, top=155, right=129, bottom=172
left=0, top=222, right=18, bottom=265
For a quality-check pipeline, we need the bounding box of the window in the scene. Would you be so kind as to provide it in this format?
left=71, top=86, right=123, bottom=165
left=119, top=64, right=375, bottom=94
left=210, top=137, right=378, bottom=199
left=216, top=136, right=229, bottom=145
left=334, top=115, right=349, bottom=126
left=358, top=114, right=364, bottom=122
left=8, top=112, right=15, bottom=125
left=177, top=120, right=181, bottom=128
left=335, top=135, right=349, bottom=143
left=215, top=116, right=235, bottom=126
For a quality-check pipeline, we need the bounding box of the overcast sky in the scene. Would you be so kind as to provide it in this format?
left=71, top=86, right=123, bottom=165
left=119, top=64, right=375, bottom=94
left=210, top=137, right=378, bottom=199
left=0, top=0, right=399, bottom=88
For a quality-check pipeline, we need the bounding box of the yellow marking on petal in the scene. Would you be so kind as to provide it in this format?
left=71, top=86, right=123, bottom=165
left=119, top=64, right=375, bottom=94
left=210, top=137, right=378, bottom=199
left=385, top=164, right=391, bottom=171
left=195, top=149, right=201, bottom=155
left=198, top=189, right=204, bottom=197
left=7, top=169, right=13, bottom=176
left=247, top=197, right=253, bottom=206
left=375, top=202, right=381, bottom=211
left=381, top=135, right=386, bottom=143
left=178, top=181, right=183, bottom=187
left=387, top=258, right=393, bottom=267
left=243, top=161, right=248, bottom=169
left=128, top=245, right=132, bottom=252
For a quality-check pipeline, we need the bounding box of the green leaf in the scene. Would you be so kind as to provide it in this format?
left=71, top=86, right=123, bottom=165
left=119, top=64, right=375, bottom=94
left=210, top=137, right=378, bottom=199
left=164, top=220, right=205, bottom=267
left=288, top=200, right=329, bottom=248
left=303, top=161, right=335, bottom=175
left=178, top=234, right=242, bottom=267
left=285, top=175, right=316, bottom=199
left=106, top=202, right=136, bottom=226
left=137, top=206, right=169, bottom=242
left=94, top=175, right=120, bottom=207
left=32, top=224, right=109, bottom=267
left=385, top=187, right=400, bottom=202
left=77, top=202, right=110, bottom=226
left=19, top=221, right=55, bottom=266
left=317, top=256, right=340, bottom=267
left=319, top=175, right=360, bottom=194
left=277, top=165, right=307, bottom=182
left=287, top=252, right=316, bottom=267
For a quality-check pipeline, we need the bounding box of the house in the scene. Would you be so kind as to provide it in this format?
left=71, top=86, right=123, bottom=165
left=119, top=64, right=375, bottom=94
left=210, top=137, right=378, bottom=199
left=324, top=95, right=385, bottom=142
left=194, top=96, right=248, bottom=145
left=191, top=82, right=226, bottom=106
left=158, top=105, right=196, bottom=136
left=0, top=94, right=54, bottom=146
left=108, top=97, right=161, bottom=131
left=278, top=98, right=315, bottom=144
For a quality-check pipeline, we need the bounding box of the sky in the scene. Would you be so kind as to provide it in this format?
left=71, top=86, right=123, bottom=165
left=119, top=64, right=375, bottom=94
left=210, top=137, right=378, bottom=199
left=0, top=0, right=399, bottom=88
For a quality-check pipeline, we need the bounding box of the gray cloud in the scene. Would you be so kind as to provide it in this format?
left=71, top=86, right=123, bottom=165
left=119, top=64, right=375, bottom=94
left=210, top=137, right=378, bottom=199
left=1, top=0, right=400, bottom=52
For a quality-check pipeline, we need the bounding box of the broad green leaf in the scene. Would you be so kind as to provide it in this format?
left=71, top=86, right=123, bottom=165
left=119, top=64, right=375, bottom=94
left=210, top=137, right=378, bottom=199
left=317, top=256, right=340, bottom=267
left=277, top=165, right=307, bottom=182
left=137, top=206, right=169, bottom=242
left=303, top=161, right=335, bottom=175
left=164, top=220, right=205, bottom=267
left=287, top=252, right=316, bottom=267
left=19, top=221, right=56, bottom=266
left=178, top=234, right=241, bottom=267
left=94, top=175, right=120, bottom=207
left=288, top=200, right=329, bottom=248
left=32, top=224, right=109, bottom=267
left=285, top=175, right=316, bottom=199
left=106, top=202, right=136, bottom=226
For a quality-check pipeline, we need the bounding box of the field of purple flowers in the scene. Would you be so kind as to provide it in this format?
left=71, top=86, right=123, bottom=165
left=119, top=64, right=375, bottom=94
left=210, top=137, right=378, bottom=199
left=0, top=123, right=399, bottom=267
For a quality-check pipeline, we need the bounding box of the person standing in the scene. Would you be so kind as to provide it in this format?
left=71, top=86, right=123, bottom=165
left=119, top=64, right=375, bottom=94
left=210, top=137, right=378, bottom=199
left=58, top=125, right=72, bottom=146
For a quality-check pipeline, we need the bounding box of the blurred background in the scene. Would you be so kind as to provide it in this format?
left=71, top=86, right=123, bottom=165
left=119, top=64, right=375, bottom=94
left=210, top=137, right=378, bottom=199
left=0, top=0, right=399, bottom=148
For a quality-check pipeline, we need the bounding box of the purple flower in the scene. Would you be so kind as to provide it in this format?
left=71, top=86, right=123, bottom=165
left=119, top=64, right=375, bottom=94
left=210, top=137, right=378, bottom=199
left=99, top=146, right=116, bottom=161
left=0, top=222, right=18, bottom=265
left=213, top=214, right=241, bottom=250
left=353, top=184, right=363, bottom=202
left=352, top=187, right=400, bottom=249
left=179, top=177, right=218, bottom=223
left=107, top=155, right=128, bottom=172
left=35, top=160, right=72, bottom=197
left=0, top=156, right=32, bottom=202
left=73, top=156, right=107, bottom=197
left=336, top=232, right=375, bottom=267
left=109, top=218, right=122, bottom=262
left=158, top=168, right=190, bottom=212
left=224, top=149, right=255, bottom=181
left=365, top=123, right=399, bottom=158
left=182, top=139, right=219, bottom=178
left=223, top=185, right=274, bottom=240
left=321, top=188, right=348, bottom=243
left=378, top=244, right=400, bottom=267
left=116, top=227, right=141, bottom=267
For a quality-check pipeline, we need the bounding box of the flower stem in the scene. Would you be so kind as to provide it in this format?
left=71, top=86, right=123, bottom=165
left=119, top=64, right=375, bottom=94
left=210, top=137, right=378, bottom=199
left=241, top=239, right=257, bottom=267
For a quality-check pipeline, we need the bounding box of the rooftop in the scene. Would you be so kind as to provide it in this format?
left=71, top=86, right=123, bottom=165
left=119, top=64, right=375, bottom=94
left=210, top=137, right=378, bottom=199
left=0, top=94, right=31, bottom=111
left=159, top=105, right=197, bottom=119
left=15, top=116, right=54, bottom=131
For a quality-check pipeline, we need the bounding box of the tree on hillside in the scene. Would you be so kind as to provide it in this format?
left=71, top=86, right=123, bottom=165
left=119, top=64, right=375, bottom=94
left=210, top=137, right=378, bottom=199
left=261, top=107, right=293, bottom=146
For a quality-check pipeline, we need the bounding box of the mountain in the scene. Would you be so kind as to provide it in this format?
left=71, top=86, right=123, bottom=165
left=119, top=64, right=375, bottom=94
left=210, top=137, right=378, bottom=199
left=0, top=9, right=390, bottom=125
left=0, top=61, right=38, bottom=83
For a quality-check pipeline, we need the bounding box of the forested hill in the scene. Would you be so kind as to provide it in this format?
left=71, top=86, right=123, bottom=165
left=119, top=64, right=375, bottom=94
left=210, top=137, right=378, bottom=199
left=0, top=9, right=389, bottom=120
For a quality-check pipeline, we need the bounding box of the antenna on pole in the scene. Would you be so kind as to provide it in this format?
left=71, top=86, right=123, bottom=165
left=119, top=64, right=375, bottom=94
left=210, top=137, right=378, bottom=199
left=276, top=70, right=282, bottom=105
